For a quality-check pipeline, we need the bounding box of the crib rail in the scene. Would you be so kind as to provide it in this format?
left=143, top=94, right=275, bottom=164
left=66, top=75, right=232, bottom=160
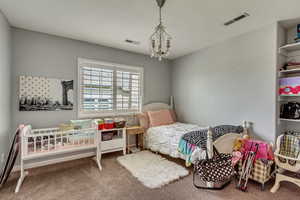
left=22, top=126, right=97, bottom=159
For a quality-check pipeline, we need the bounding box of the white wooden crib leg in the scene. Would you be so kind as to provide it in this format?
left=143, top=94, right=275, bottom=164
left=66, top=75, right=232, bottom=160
left=15, top=171, right=28, bottom=193
left=94, top=136, right=102, bottom=172
left=95, top=144, right=102, bottom=172
left=15, top=160, right=28, bottom=193
left=97, top=159, right=102, bottom=171
left=93, top=130, right=102, bottom=172
left=93, top=156, right=102, bottom=172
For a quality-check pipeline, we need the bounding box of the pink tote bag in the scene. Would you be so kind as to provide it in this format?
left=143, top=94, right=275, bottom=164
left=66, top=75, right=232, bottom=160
left=243, top=139, right=273, bottom=160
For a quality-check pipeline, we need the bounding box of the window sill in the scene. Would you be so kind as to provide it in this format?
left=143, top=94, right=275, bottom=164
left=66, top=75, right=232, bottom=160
left=78, top=111, right=140, bottom=119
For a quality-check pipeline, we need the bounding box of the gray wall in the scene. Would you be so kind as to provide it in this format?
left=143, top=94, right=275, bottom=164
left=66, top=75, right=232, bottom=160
left=10, top=23, right=280, bottom=144
left=172, top=24, right=277, bottom=142
left=0, top=10, right=11, bottom=168
left=12, top=28, right=172, bottom=129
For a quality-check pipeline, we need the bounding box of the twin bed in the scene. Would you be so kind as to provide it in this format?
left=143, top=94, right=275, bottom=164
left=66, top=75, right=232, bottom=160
left=142, top=102, right=249, bottom=165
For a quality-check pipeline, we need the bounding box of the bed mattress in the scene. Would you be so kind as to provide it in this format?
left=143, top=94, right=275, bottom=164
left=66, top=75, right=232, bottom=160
left=145, top=122, right=204, bottom=160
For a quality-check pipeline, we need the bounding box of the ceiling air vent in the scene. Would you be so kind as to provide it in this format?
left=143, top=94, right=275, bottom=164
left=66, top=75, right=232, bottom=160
left=125, top=39, right=140, bottom=45
left=224, top=12, right=250, bottom=26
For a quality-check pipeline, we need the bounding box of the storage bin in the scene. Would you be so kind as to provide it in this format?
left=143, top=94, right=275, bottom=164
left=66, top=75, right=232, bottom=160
left=70, top=119, right=92, bottom=129
left=279, top=77, right=300, bottom=96
left=114, top=118, right=126, bottom=128
left=238, top=159, right=274, bottom=190
left=102, top=132, right=114, bottom=141
left=104, top=118, right=115, bottom=129
left=97, top=119, right=105, bottom=130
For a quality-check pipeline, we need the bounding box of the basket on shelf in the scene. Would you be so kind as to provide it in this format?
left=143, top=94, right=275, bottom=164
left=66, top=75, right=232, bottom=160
left=114, top=118, right=126, bottom=128
left=102, top=132, right=114, bottom=141
left=97, top=119, right=105, bottom=130
left=104, top=118, right=114, bottom=129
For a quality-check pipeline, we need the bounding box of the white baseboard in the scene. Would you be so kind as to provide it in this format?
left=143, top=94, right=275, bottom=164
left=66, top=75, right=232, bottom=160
left=12, top=152, right=96, bottom=172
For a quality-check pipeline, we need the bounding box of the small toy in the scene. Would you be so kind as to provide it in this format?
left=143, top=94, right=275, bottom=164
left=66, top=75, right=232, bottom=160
left=233, top=135, right=249, bottom=151
left=233, top=138, right=244, bottom=151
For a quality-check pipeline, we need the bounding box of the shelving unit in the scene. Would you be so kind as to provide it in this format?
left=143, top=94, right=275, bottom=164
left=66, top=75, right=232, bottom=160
left=96, top=128, right=127, bottom=170
left=98, top=128, right=126, bottom=154
left=276, top=19, right=300, bottom=138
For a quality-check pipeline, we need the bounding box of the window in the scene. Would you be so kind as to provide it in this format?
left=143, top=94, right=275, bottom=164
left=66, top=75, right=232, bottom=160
left=78, top=58, right=143, bottom=118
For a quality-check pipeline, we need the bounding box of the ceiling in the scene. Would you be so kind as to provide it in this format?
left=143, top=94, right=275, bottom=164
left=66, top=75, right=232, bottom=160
left=1, top=0, right=300, bottom=59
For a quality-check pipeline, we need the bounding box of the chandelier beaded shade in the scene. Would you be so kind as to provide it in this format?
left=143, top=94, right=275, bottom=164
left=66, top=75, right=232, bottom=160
left=150, top=0, right=172, bottom=61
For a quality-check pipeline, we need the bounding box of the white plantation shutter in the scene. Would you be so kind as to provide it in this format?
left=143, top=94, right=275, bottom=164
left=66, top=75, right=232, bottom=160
left=116, top=69, right=141, bottom=112
left=78, top=58, right=143, bottom=117
left=80, top=66, right=114, bottom=112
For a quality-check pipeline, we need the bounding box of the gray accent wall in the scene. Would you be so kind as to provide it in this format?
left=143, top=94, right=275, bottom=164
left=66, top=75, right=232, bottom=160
left=171, top=24, right=277, bottom=142
left=12, top=28, right=172, bottom=129
left=0, top=10, right=11, bottom=168
left=8, top=22, right=280, bottom=157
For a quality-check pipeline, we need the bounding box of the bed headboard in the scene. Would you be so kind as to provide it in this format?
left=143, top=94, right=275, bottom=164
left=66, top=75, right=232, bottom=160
left=142, top=103, right=171, bottom=112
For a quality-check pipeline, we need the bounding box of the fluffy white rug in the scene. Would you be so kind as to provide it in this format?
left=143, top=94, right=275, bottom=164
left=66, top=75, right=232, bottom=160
left=117, top=151, right=189, bottom=189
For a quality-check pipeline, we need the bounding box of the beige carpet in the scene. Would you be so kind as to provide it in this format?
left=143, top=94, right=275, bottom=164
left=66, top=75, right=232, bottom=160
left=0, top=152, right=299, bottom=200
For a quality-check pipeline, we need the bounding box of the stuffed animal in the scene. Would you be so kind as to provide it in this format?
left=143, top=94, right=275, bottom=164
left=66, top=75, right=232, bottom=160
left=233, top=135, right=250, bottom=151
left=232, top=151, right=243, bottom=166
left=233, top=138, right=244, bottom=151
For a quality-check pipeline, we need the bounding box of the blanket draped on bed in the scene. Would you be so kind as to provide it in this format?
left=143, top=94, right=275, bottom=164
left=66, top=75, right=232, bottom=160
left=178, top=125, right=244, bottom=166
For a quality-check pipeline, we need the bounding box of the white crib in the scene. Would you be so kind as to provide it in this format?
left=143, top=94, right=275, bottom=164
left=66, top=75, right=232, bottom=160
left=22, top=127, right=97, bottom=158
left=15, top=121, right=101, bottom=193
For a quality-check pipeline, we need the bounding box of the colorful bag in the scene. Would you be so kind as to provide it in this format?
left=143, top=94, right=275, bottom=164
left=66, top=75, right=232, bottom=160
left=193, top=146, right=234, bottom=190
left=280, top=102, right=300, bottom=119
left=243, top=139, right=273, bottom=161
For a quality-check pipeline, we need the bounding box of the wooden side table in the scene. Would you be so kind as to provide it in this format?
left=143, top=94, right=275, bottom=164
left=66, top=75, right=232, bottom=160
left=126, top=126, right=144, bottom=153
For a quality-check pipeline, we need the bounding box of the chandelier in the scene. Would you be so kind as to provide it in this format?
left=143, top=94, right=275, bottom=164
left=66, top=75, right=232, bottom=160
left=150, top=0, right=172, bottom=61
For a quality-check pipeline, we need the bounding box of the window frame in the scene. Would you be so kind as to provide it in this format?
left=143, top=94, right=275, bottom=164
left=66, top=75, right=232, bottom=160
left=77, top=57, right=144, bottom=118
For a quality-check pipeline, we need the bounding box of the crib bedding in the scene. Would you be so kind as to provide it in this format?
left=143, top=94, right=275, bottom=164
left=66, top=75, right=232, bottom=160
left=145, top=122, right=205, bottom=164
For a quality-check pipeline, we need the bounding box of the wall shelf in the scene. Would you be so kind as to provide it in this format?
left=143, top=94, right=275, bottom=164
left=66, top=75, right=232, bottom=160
left=279, top=118, right=300, bottom=122
left=279, top=68, right=300, bottom=75
left=279, top=42, right=300, bottom=55
left=279, top=95, right=300, bottom=97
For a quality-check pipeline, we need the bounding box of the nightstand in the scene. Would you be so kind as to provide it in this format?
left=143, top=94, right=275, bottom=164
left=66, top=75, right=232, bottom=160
left=126, top=126, right=144, bottom=153
left=95, top=128, right=127, bottom=171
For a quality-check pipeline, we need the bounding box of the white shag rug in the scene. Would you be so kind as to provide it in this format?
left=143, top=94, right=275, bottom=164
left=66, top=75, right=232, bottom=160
left=117, top=151, right=189, bottom=189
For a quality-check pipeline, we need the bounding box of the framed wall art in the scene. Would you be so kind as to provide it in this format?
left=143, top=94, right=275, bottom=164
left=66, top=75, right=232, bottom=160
left=19, top=76, right=74, bottom=111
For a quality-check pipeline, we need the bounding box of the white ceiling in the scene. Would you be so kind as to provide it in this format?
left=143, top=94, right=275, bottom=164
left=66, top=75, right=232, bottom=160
left=1, top=0, right=300, bottom=59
